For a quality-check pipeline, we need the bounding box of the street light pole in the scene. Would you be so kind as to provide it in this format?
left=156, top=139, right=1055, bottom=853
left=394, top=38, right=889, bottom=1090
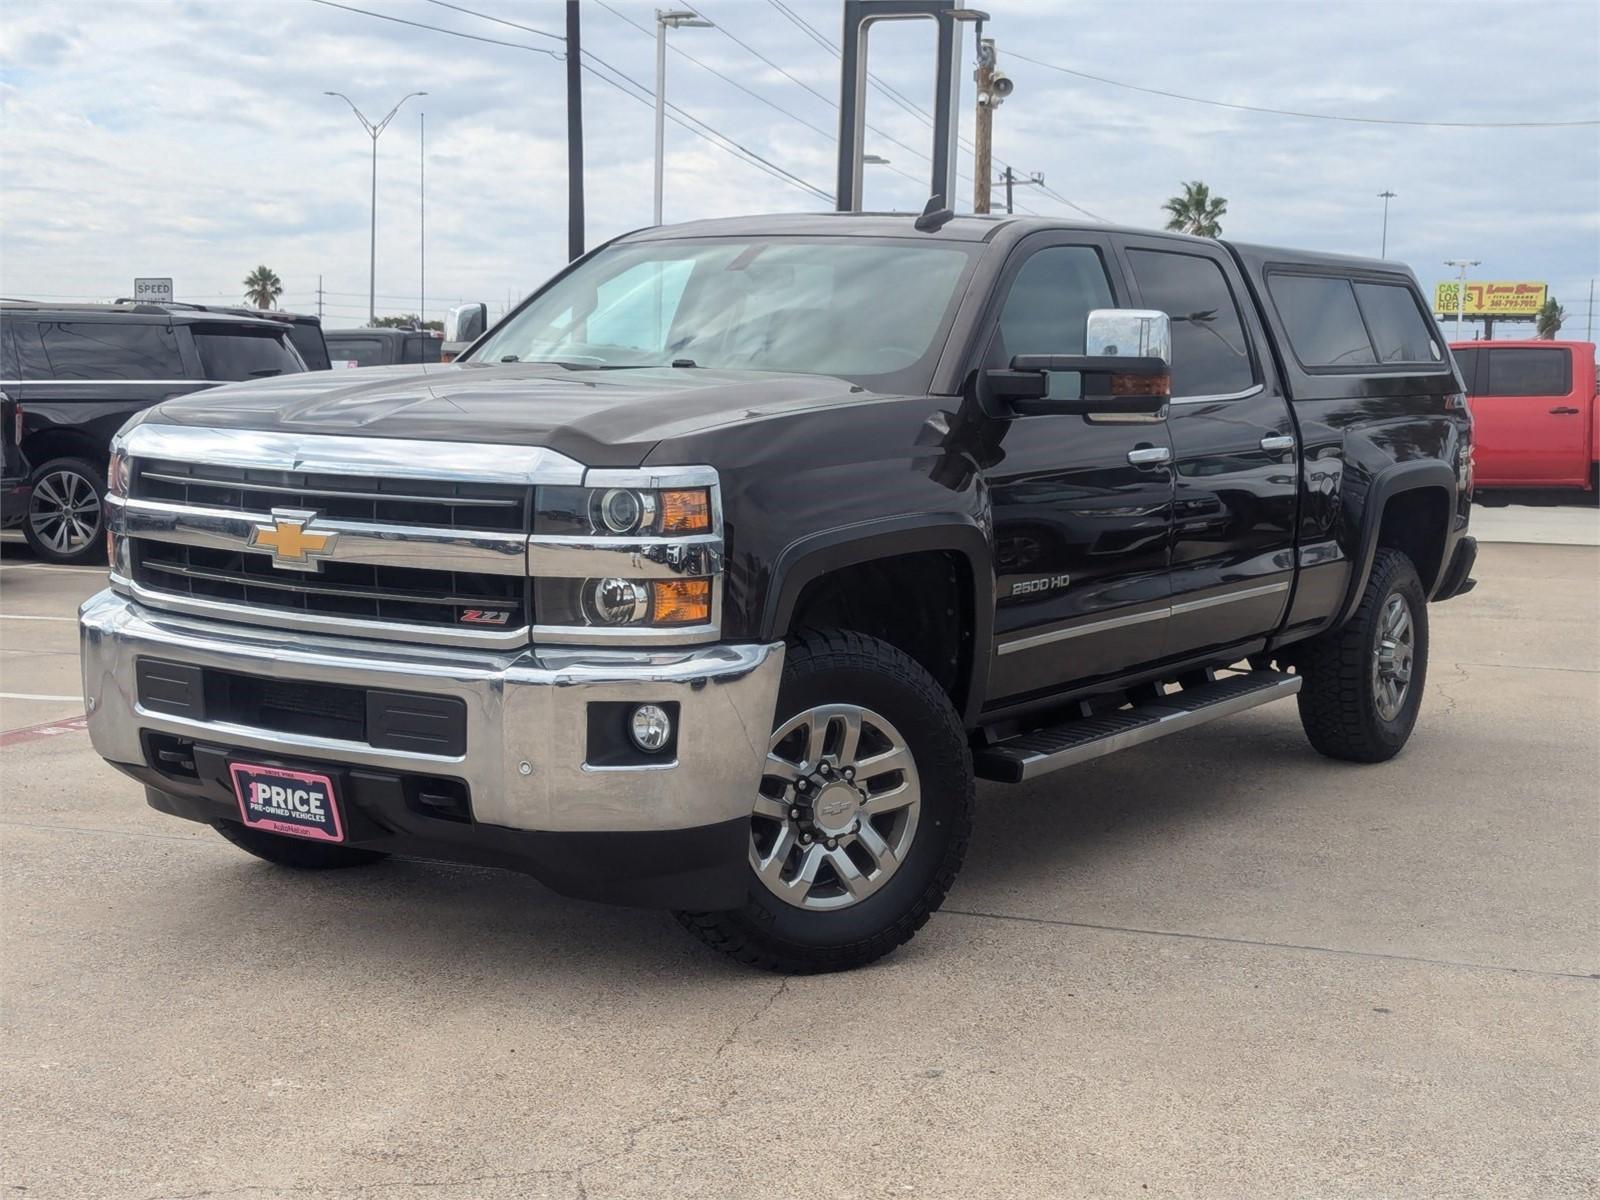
left=653, top=10, right=712, bottom=226
left=1445, top=258, right=1481, bottom=341
left=1378, top=189, right=1396, bottom=257
left=324, top=90, right=428, bottom=325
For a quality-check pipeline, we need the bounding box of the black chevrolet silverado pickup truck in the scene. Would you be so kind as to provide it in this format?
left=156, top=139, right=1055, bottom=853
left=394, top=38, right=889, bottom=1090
left=80, top=213, right=1477, bottom=972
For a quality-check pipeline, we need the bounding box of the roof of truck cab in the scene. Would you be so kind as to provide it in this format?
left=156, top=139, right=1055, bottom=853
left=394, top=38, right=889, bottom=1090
left=622, top=211, right=1215, bottom=246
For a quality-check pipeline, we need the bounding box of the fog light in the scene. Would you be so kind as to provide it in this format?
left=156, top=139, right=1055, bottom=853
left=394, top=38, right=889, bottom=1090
left=629, top=704, right=672, bottom=753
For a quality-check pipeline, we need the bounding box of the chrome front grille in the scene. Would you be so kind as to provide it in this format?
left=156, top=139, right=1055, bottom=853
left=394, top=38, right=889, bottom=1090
left=130, top=540, right=530, bottom=630
left=135, top=458, right=528, bottom=532
left=109, top=427, right=588, bottom=647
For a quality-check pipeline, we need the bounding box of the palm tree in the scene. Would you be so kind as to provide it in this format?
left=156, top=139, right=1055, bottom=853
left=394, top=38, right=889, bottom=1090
left=242, top=265, right=283, bottom=310
left=1162, top=181, right=1228, bottom=238
left=1535, top=297, right=1565, bottom=339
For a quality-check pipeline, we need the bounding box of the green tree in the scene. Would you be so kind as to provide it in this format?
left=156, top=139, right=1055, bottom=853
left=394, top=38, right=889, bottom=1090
left=370, top=314, right=443, bottom=332
left=1535, top=297, right=1565, bottom=339
left=1162, top=180, right=1228, bottom=238
left=242, top=265, right=283, bottom=310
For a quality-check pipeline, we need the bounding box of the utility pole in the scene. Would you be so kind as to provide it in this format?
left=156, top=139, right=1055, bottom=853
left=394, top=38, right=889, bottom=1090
left=973, top=38, right=995, bottom=213
left=1445, top=258, right=1481, bottom=341
left=1001, top=165, right=1012, bottom=214
left=654, top=10, right=713, bottom=226
left=419, top=111, right=425, bottom=328
left=316, top=275, right=324, bottom=321
left=566, top=1, right=585, bottom=260
left=324, top=90, right=428, bottom=326
left=1378, top=189, right=1396, bottom=257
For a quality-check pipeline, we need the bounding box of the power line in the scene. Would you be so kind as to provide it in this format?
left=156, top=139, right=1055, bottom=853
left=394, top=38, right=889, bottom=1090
left=308, top=0, right=559, bottom=57
left=323, top=0, right=830, bottom=203
left=1006, top=49, right=1600, bottom=129
left=592, top=0, right=835, bottom=142
left=1034, top=181, right=1107, bottom=223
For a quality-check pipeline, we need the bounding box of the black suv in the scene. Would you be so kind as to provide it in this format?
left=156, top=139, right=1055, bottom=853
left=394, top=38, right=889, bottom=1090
left=0, top=300, right=308, bottom=563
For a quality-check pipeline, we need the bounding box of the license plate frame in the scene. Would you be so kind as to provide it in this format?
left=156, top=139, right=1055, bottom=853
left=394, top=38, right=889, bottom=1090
left=230, top=762, right=345, bottom=843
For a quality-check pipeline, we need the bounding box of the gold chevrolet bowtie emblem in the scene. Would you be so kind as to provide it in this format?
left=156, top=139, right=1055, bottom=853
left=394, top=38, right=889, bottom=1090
left=249, top=509, right=339, bottom=571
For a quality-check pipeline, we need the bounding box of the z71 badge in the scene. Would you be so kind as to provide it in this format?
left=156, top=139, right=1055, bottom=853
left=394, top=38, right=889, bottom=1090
left=1010, top=573, right=1072, bottom=598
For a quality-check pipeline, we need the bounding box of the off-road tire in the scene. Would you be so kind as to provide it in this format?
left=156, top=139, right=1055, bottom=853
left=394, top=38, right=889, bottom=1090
left=213, top=821, right=389, bottom=869
left=675, top=630, right=973, bottom=974
left=23, top=456, right=108, bottom=566
left=1295, top=548, right=1429, bottom=763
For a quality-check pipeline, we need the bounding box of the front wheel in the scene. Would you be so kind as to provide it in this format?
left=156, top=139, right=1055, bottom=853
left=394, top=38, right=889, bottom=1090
left=1295, top=548, right=1429, bottom=763
left=676, top=630, right=974, bottom=974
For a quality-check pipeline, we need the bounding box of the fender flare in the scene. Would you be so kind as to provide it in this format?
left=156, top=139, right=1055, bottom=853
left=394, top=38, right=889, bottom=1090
left=761, top=515, right=994, bottom=725
left=1335, top=460, right=1457, bottom=627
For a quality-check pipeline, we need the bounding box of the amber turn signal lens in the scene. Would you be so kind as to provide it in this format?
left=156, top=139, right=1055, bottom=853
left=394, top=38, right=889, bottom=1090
left=659, top=488, right=712, bottom=534
left=650, top=578, right=711, bottom=624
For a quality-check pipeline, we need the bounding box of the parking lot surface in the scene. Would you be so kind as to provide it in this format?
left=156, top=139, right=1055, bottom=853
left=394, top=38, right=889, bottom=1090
left=1, top=525, right=1595, bottom=1199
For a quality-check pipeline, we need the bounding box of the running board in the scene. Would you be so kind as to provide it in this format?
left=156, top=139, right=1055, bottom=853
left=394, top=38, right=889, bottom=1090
left=974, top=671, right=1302, bottom=784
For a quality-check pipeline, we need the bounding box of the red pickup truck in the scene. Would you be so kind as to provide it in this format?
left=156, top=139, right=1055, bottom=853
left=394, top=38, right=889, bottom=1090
left=1451, top=339, right=1599, bottom=496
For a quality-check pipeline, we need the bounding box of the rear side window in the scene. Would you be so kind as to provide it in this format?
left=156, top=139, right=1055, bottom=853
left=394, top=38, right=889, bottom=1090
left=1125, top=249, right=1254, bottom=397
left=39, top=320, right=184, bottom=380
left=191, top=328, right=304, bottom=380
left=8, top=320, right=51, bottom=379
left=286, top=324, right=331, bottom=371
left=1268, top=275, right=1374, bottom=368
left=328, top=337, right=388, bottom=367
left=1353, top=282, right=1440, bottom=364
left=1484, top=347, right=1572, bottom=397
left=1452, top=347, right=1481, bottom=392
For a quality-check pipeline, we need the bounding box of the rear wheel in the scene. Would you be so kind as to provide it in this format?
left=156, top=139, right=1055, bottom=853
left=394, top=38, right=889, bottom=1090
left=213, top=821, right=389, bottom=870
left=24, top=457, right=107, bottom=565
left=676, top=630, right=973, bottom=973
left=1295, top=548, right=1429, bottom=763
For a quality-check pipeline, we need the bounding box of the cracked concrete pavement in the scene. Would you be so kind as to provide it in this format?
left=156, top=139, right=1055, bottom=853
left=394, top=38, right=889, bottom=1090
left=1, top=529, right=1595, bottom=1199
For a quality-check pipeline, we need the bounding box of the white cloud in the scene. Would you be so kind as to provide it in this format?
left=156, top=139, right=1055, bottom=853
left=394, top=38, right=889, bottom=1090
left=1, top=0, right=1596, bottom=331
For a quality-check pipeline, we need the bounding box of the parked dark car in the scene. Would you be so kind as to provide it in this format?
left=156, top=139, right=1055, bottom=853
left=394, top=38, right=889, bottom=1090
left=118, top=302, right=334, bottom=372
left=0, top=300, right=307, bottom=563
left=1, top=392, right=30, bottom=529
left=80, top=213, right=1476, bottom=972
left=325, top=328, right=442, bottom=368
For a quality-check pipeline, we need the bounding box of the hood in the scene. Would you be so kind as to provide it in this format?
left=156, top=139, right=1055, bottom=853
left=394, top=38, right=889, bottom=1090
left=141, top=361, right=876, bottom=468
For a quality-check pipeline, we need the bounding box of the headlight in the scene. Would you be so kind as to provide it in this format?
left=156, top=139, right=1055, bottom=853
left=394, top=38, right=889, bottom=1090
left=544, top=577, right=713, bottom=629
left=107, top=450, right=132, bottom=498
left=538, top=486, right=713, bottom=536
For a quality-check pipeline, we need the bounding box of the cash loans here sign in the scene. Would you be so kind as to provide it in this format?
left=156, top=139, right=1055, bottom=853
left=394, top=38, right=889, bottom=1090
left=1433, top=281, right=1547, bottom=317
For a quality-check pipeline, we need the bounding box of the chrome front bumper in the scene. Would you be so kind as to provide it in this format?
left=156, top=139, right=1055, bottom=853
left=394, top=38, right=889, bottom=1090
left=79, top=589, right=784, bottom=835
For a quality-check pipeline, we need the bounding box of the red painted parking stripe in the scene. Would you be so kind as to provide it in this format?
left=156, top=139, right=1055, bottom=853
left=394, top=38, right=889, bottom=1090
left=0, top=715, right=89, bottom=747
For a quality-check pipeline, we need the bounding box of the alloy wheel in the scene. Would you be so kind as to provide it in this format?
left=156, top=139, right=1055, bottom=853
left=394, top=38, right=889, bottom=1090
left=750, top=703, right=921, bottom=911
left=1371, top=593, right=1415, bottom=721
left=29, top=468, right=102, bottom=556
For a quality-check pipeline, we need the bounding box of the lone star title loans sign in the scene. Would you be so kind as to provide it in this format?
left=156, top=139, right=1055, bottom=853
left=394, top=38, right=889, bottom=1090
left=1433, top=281, right=1547, bottom=317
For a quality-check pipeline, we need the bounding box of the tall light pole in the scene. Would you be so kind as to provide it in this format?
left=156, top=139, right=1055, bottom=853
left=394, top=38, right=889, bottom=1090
left=419, top=111, right=426, bottom=329
left=1378, top=189, right=1396, bottom=257
left=324, top=90, right=428, bottom=325
left=654, top=10, right=712, bottom=225
left=1445, top=258, right=1481, bottom=341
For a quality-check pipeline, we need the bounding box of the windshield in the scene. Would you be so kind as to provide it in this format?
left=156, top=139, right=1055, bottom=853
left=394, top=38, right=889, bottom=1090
left=470, top=236, right=977, bottom=393
left=193, top=327, right=306, bottom=380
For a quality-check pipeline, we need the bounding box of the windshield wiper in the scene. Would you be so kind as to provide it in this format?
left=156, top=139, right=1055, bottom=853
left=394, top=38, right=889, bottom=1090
left=248, top=368, right=283, bottom=377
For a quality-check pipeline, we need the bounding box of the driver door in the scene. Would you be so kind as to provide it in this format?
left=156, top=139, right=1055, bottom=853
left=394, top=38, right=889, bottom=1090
left=980, top=234, right=1176, bottom=708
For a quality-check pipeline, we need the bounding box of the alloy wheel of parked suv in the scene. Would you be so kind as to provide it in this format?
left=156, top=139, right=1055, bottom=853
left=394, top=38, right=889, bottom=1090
left=24, top=457, right=107, bottom=565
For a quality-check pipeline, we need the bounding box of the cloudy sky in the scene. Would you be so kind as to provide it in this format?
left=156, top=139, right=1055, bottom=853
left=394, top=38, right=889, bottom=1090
left=2, top=0, right=1597, bottom=334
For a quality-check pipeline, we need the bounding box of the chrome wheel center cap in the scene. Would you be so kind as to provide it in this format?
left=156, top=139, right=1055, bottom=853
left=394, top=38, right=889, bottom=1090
left=810, top=782, right=859, bottom=837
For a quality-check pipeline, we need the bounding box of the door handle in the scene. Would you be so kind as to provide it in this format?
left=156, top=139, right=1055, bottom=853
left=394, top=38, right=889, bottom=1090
left=1259, top=434, right=1297, bottom=453
left=1549, top=406, right=1580, bottom=415
left=1127, top=446, right=1172, bottom=466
